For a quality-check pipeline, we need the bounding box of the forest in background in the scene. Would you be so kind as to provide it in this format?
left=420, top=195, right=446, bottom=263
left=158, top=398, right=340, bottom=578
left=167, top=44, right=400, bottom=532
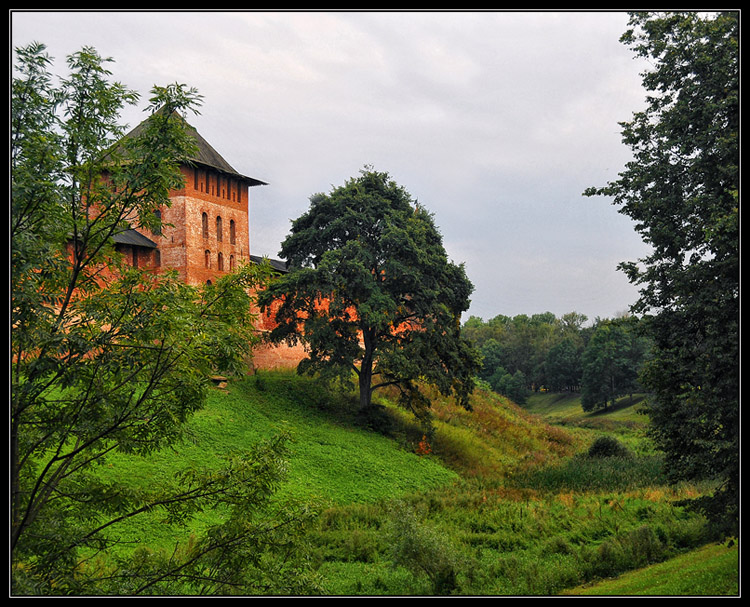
left=463, top=312, right=651, bottom=412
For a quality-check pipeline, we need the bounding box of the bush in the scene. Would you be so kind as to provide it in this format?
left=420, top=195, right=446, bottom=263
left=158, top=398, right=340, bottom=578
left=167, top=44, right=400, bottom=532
left=627, top=525, right=665, bottom=567
left=385, top=501, right=466, bottom=594
left=587, top=436, right=632, bottom=459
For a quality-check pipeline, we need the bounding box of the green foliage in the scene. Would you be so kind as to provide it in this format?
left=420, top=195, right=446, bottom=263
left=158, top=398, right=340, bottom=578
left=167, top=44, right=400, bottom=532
left=467, top=311, right=592, bottom=397
left=487, top=367, right=529, bottom=404
left=70, top=435, right=322, bottom=596
left=259, top=167, right=480, bottom=416
left=10, top=43, right=314, bottom=595
left=584, top=12, right=739, bottom=536
left=467, top=312, right=651, bottom=410
left=588, top=436, right=631, bottom=458
left=545, top=337, right=583, bottom=392
left=385, top=501, right=466, bottom=594
left=587, top=436, right=632, bottom=459
left=580, top=318, right=650, bottom=412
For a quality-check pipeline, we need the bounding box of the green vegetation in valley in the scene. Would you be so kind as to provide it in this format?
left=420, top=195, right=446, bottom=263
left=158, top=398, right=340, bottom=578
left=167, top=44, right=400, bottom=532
left=99, top=371, right=735, bottom=596
left=12, top=11, right=737, bottom=596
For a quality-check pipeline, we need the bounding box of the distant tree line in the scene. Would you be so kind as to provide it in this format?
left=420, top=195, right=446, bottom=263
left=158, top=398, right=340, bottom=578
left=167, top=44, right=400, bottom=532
left=463, top=312, right=651, bottom=410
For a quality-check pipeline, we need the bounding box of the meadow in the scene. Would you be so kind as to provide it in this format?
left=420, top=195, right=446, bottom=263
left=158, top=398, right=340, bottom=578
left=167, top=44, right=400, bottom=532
left=103, top=371, right=738, bottom=596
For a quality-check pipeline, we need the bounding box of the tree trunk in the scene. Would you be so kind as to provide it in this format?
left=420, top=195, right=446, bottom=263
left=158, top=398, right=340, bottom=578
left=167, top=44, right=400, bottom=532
left=358, top=328, right=376, bottom=412
left=359, top=363, right=373, bottom=411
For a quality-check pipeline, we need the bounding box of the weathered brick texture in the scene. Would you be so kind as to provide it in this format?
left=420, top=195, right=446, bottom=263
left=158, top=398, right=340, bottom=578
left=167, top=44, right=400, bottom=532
left=144, top=158, right=305, bottom=372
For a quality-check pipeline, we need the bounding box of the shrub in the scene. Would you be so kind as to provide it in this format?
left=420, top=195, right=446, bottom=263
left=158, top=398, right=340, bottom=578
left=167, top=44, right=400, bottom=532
left=385, top=501, right=466, bottom=594
left=627, top=525, right=665, bottom=566
left=587, top=436, right=632, bottom=459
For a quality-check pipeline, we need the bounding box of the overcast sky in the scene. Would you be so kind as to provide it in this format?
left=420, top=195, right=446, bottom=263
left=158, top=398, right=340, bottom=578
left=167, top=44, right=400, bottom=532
left=11, top=9, right=654, bottom=323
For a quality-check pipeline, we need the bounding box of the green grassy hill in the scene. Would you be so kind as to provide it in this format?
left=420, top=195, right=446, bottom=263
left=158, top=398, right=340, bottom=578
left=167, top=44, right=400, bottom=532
left=102, top=372, right=737, bottom=596
left=523, top=391, right=648, bottom=425
left=523, top=391, right=655, bottom=456
left=564, top=541, right=738, bottom=596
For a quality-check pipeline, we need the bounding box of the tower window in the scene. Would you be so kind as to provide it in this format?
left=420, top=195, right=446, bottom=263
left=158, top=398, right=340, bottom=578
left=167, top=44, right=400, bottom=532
left=153, top=209, right=162, bottom=236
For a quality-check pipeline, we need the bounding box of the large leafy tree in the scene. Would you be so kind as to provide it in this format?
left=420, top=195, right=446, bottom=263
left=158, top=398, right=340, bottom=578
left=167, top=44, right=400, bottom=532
left=580, top=318, right=647, bottom=412
left=259, top=168, right=480, bottom=418
left=584, top=12, right=739, bottom=535
left=11, top=43, right=319, bottom=595
left=545, top=337, right=583, bottom=393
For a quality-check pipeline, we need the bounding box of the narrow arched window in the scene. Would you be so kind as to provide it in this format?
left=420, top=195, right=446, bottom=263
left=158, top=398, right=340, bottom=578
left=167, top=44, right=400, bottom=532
left=229, top=254, right=235, bottom=270
left=229, top=219, right=236, bottom=244
left=218, top=252, right=224, bottom=271
left=153, top=209, right=162, bottom=235
left=202, top=212, right=209, bottom=239
left=216, top=216, right=223, bottom=242
left=204, top=250, right=211, bottom=268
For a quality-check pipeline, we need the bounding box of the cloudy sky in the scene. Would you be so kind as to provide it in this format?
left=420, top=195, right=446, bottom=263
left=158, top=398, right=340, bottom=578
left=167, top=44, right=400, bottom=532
left=11, top=10, right=654, bottom=323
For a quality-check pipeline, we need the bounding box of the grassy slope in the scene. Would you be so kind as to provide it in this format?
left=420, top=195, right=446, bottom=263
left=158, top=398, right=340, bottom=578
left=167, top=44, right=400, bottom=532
left=104, top=373, right=737, bottom=595
left=103, top=372, right=462, bottom=549
left=523, top=391, right=648, bottom=425
left=564, top=541, right=739, bottom=596
left=103, top=371, right=582, bottom=560
left=108, top=371, right=581, bottom=509
left=523, top=391, right=655, bottom=456
left=522, top=391, right=738, bottom=597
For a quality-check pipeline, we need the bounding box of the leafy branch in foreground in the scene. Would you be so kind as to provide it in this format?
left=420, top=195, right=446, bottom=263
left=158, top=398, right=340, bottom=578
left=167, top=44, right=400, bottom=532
left=11, top=42, right=318, bottom=595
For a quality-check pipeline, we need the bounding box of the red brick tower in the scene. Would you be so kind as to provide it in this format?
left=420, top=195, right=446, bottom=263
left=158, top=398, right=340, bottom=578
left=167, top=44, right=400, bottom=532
left=155, top=121, right=267, bottom=285
left=113, top=113, right=307, bottom=370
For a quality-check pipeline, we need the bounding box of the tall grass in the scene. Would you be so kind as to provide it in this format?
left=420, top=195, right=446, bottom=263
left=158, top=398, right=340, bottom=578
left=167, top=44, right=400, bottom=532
left=311, top=476, right=713, bottom=595
left=98, top=371, right=731, bottom=596
left=384, top=384, right=582, bottom=480
left=305, top=382, right=725, bottom=595
left=511, top=452, right=666, bottom=493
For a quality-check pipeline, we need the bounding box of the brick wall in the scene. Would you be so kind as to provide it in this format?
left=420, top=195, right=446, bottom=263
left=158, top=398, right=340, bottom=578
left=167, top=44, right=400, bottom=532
left=249, top=339, right=309, bottom=371
left=154, top=166, right=251, bottom=287
left=171, top=166, right=307, bottom=370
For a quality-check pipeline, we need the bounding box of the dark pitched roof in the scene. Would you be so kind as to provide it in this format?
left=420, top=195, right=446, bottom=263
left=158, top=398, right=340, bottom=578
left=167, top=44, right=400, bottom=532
left=184, top=122, right=267, bottom=187
left=113, top=228, right=158, bottom=248
left=122, top=109, right=267, bottom=187
left=250, top=255, right=288, bottom=274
